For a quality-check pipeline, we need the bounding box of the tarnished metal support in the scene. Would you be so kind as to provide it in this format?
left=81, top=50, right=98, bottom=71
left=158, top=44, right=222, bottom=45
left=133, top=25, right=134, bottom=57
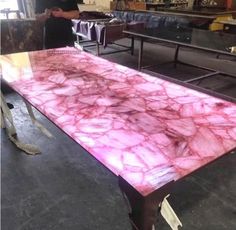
left=118, top=176, right=174, bottom=230
left=174, top=45, right=180, bottom=68
left=138, top=39, right=144, bottom=71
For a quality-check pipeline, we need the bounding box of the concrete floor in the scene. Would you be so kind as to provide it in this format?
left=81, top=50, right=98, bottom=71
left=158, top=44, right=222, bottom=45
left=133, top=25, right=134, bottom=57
left=1, top=39, right=236, bottom=230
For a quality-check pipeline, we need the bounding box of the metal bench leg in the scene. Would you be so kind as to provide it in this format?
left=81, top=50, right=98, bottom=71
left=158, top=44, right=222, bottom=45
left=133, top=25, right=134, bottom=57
left=96, top=41, right=100, bottom=56
left=131, top=37, right=135, bottom=56
left=118, top=176, right=173, bottom=230
left=138, top=39, right=144, bottom=71
left=174, top=44, right=180, bottom=68
left=0, top=91, right=40, bottom=155
left=23, top=99, right=53, bottom=138
left=1, top=91, right=16, bottom=136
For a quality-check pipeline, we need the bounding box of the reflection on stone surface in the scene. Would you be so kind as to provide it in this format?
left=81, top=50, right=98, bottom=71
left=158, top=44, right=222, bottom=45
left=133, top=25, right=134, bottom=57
left=1, top=19, right=43, bottom=55
left=1, top=47, right=236, bottom=196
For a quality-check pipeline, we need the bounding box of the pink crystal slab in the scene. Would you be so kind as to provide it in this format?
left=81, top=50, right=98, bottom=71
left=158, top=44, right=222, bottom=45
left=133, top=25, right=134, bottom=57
left=1, top=47, right=236, bottom=196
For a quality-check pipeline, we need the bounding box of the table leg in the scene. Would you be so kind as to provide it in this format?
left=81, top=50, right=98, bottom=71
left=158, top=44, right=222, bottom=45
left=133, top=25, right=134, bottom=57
left=1, top=91, right=16, bottom=136
left=96, top=41, right=100, bottom=56
left=1, top=91, right=40, bottom=155
left=138, top=39, right=144, bottom=71
left=131, top=37, right=134, bottom=56
left=16, top=11, right=21, bottom=19
left=77, top=35, right=81, bottom=44
left=118, top=176, right=173, bottom=230
left=174, top=44, right=180, bottom=68
left=23, top=99, right=53, bottom=138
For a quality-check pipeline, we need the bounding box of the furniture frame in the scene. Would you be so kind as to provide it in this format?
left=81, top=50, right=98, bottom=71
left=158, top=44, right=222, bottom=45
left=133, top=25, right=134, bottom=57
left=123, top=29, right=236, bottom=91
left=75, top=33, right=135, bottom=56
left=73, top=18, right=135, bottom=56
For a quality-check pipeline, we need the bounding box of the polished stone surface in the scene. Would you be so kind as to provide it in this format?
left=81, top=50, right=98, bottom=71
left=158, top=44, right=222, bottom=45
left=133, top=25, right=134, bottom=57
left=1, top=47, right=236, bottom=197
left=1, top=39, right=236, bottom=230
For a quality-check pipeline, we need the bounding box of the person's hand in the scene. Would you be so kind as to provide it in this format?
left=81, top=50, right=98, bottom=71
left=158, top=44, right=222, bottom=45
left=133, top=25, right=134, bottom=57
left=36, top=8, right=51, bottom=22
left=51, top=8, right=64, bottom=18
left=44, top=8, right=51, bottom=19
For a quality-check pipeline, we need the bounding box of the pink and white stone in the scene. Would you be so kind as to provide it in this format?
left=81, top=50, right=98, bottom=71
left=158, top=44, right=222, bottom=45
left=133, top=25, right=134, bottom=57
left=1, top=47, right=236, bottom=196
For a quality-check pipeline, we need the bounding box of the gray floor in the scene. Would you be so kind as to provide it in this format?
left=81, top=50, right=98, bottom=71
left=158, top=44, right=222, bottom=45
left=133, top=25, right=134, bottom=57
left=1, top=39, right=236, bottom=230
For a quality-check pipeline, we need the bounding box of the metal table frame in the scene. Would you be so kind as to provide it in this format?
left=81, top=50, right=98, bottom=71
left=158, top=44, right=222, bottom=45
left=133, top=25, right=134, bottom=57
left=123, top=30, right=236, bottom=83
left=75, top=33, right=134, bottom=57
left=73, top=18, right=135, bottom=56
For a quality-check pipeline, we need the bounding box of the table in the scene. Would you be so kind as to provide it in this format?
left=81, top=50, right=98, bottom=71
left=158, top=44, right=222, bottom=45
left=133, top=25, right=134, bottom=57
left=72, top=19, right=133, bottom=56
left=129, top=9, right=236, bottom=30
left=145, top=2, right=189, bottom=11
left=1, top=47, right=236, bottom=230
left=72, top=17, right=144, bottom=56
left=123, top=27, right=236, bottom=84
left=72, top=11, right=137, bottom=56
left=219, top=19, right=236, bottom=33
left=143, top=8, right=236, bottom=16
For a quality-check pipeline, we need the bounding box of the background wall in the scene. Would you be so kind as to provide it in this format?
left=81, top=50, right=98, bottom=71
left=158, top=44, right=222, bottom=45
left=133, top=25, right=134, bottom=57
left=95, top=0, right=112, bottom=9
left=83, top=0, right=111, bottom=10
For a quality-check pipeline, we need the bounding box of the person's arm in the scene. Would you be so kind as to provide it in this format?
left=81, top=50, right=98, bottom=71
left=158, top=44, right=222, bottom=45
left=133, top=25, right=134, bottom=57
left=51, top=9, right=79, bottom=19
left=35, top=0, right=50, bottom=22
left=35, top=9, right=51, bottom=22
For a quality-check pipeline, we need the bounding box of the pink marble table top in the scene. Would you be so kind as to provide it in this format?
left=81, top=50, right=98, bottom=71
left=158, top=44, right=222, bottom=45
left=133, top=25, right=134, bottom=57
left=1, top=47, right=236, bottom=196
